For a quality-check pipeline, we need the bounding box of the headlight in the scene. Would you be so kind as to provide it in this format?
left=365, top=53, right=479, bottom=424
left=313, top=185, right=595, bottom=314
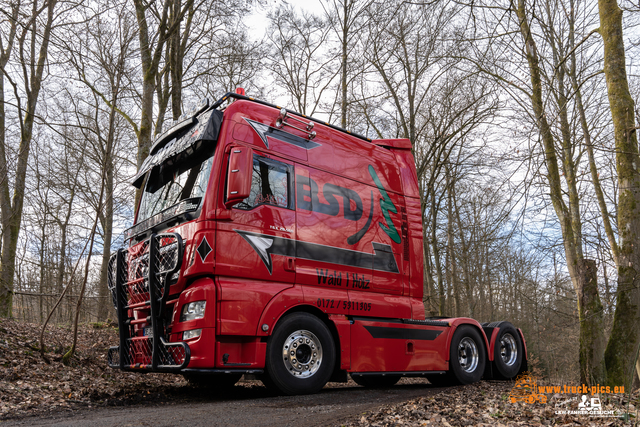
left=180, top=301, right=206, bottom=321
left=183, top=329, right=202, bottom=340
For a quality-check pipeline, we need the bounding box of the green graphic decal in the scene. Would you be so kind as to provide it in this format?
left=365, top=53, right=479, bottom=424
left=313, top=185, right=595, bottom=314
left=368, top=165, right=401, bottom=244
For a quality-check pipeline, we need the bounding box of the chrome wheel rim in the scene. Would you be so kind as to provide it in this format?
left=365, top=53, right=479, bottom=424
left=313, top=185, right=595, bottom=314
left=458, top=337, right=479, bottom=373
left=500, top=333, right=518, bottom=366
left=282, top=330, right=323, bottom=378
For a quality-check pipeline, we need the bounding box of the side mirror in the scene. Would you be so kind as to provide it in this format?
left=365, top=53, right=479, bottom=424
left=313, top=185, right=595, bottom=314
left=225, top=146, right=253, bottom=208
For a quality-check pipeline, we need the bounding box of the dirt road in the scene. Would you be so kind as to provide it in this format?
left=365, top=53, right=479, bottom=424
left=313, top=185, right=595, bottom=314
left=4, top=379, right=444, bottom=427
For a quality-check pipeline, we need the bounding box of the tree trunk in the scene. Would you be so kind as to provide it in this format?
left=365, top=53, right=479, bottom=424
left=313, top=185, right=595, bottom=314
left=454, top=199, right=473, bottom=318
left=55, top=189, right=74, bottom=298
left=97, top=122, right=115, bottom=321
left=63, top=180, right=105, bottom=364
left=486, top=244, right=494, bottom=320
left=38, top=204, right=48, bottom=323
left=577, top=259, right=607, bottom=384
left=598, top=0, right=640, bottom=389
left=169, top=0, right=183, bottom=120
left=429, top=187, right=445, bottom=315
left=0, top=68, right=9, bottom=317
left=515, top=0, right=606, bottom=384
left=422, top=236, right=434, bottom=314
left=420, top=178, right=437, bottom=316
left=340, top=0, right=348, bottom=128
left=0, top=0, right=57, bottom=317
left=132, top=0, right=171, bottom=205
left=446, top=168, right=461, bottom=317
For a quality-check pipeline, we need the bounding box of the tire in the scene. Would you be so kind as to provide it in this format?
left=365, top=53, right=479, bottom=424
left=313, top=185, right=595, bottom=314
left=263, top=312, right=335, bottom=395
left=492, top=322, right=523, bottom=380
left=351, top=374, right=401, bottom=388
left=183, top=373, right=242, bottom=389
left=448, top=325, right=486, bottom=385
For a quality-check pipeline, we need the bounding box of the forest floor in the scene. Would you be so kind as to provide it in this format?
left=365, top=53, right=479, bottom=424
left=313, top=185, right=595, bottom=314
left=341, top=380, right=639, bottom=426
left=0, top=317, right=192, bottom=419
left=1, top=318, right=638, bottom=426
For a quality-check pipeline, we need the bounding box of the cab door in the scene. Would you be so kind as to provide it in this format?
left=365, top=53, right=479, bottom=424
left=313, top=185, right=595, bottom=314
left=215, top=149, right=296, bottom=339
left=216, top=149, right=296, bottom=282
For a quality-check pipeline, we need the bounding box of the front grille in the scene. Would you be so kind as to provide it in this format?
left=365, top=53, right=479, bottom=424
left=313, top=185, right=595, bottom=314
left=107, top=236, right=182, bottom=311
left=107, top=233, right=190, bottom=371
left=127, top=240, right=149, bottom=306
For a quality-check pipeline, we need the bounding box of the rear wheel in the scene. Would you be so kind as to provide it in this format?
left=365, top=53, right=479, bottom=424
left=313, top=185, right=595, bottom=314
left=448, top=325, right=486, bottom=385
left=351, top=374, right=401, bottom=388
left=491, top=322, right=523, bottom=379
left=263, top=312, right=335, bottom=395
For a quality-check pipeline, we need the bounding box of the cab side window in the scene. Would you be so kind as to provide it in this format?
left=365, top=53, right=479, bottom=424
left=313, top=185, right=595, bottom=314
left=236, top=155, right=291, bottom=210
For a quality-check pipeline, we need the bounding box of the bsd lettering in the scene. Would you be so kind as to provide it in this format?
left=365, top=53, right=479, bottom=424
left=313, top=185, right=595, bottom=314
left=296, top=169, right=401, bottom=246
left=297, top=175, right=363, bottom=220
left=296, top=175, right=374, bottom=245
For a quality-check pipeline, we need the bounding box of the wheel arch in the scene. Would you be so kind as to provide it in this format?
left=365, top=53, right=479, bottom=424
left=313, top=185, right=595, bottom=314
left=275, top=304, right=341, bottom=341
left=517, top=327, right=529, bottom=374
left=482, top=320, right=527, bottom=379
left=260, top=300, right=345, bottom=378
left=444, top=318, right=491, bottom=363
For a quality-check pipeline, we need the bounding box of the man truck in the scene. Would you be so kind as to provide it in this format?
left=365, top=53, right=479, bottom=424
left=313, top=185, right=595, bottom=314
left=106, top=91, right=526, bottom=395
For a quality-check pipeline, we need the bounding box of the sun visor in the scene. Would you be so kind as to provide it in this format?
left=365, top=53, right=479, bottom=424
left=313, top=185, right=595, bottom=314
left=131, top=109, right=223, bottom=188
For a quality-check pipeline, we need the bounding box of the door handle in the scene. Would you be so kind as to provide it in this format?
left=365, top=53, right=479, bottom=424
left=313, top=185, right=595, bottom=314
left=284, top=257, right=295, bottom=272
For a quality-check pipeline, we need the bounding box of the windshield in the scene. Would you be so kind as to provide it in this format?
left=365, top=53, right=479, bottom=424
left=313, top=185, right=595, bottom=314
left=137, top=153, right=214, bottom=223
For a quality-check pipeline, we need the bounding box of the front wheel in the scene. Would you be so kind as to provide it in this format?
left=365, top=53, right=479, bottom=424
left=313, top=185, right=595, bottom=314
left=263, top=312, right=335, bottom=395
left=448, top=325, right=486, bottom=385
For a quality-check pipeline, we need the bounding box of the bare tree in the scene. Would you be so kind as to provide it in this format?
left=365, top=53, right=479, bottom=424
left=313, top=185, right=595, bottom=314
left=0, top=0, right=58, bottom=317
left=194, top=26, right=267, bottom=97
left=512, top=0, right=607, bottom=384
left=321, top=0, right=369, bottom=128
left=60, top=0, right=137, bottom=321
left=598, top=0, right=640, bottom=389
left=266, top=5, right=339, bottom=116
left=358, top=0, right=501, bottom=316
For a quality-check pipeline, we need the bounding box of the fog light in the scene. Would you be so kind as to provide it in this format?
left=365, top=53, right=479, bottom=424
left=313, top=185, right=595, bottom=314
left=183, top=329, right=202, bottom=340
left=180, top=301, right=206, bottom=321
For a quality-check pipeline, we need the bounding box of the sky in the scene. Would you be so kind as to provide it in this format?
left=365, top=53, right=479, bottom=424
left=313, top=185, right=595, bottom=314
left=243, top=0, right=335, bottom=119
left=246, top=0, right=326, bottom=36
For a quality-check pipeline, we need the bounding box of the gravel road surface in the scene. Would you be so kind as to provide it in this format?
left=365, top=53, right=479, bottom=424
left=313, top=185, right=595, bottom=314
left=4, top=379, right=442, bottom=427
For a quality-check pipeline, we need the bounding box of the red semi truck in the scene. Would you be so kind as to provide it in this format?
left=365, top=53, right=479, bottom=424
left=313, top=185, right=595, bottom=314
left=107, top=91, right=527, bottom=395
